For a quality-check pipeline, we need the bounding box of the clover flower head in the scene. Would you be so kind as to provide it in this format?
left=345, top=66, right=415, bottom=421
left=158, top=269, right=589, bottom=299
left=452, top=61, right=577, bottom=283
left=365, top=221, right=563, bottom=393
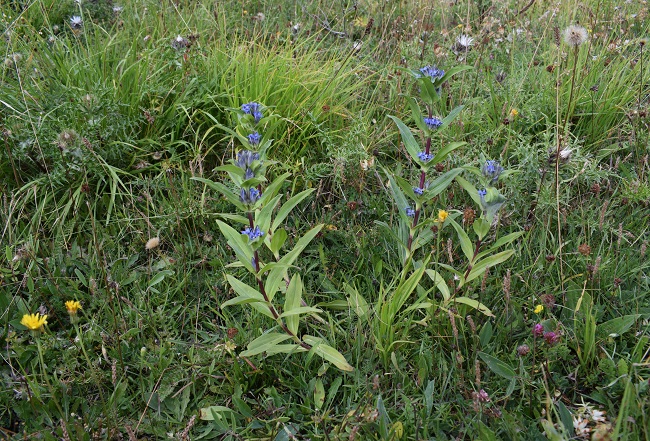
left=419, top=65, right=445, bottom=80
left=532, top=323, right=544, bottom=338
left=424, top=117, right=443, bottom=130
left=482, top=160, right=503, bottom=183
left=517, top=344, right=530, bottom=356
left=418, top=152, right=434, bottom=163
left=239, top=188, right=262, bottom=205
left=21, top=313, right=48, bottom=332
left=405, top=207, right=415, bottom=217
left=544, top=331, right=560, bottom=346
left=247, top=132, right=261, bottom=146
left=236, top=150, right=260, bottom=170
left=70, top=16, right=83, bottom=29
left=241, top=225, right=264, bottom=241
left=413, top=187, right=424, bottom=196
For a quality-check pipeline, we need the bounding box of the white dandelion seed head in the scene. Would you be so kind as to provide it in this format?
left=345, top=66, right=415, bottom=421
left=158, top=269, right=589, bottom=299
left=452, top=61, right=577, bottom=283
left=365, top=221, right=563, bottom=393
left=563, top=25, right=588, bottom=47
left=145, top=237, right=160, bottom=250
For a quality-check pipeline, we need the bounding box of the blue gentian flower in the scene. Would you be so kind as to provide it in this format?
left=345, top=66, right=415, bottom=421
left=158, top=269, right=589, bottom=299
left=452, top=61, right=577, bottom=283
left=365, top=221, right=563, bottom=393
left=478, top=188, right=487, bottom=203
left=418, top=152, right=434, bottom=163
left=413, top=187, right=424, bottom=196
left=244, top=168, right=255, bottom=180
left=247, top=132, right=261, bottom=146
left=239, top=188, right=262, bottom=205
left=242, top=102, right=263, bottom=123
left=424, top=117, right=443, bottom=130
left=419, top=65, right=445, bottom=80
left=481, top=160, right=503, bottom=184
left=242, top=226, right=264, bottom=241
left=405, top=207, right=416, bottom=217
left=236, top=150, right=260, bottom=170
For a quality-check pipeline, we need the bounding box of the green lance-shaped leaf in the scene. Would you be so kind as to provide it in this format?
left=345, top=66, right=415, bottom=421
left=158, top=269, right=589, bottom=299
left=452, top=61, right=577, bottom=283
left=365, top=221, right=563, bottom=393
left=453, top=297, right=495, bottom=317
left=387, top=115, right=421, bottom=161
left=383, top=170, right=411, bottom=223
left=449, top=218, right=474, bottom=262
left=222, top=275, right=273, bottom=318
left=423, top=168, right=464, bottom=199
left=193, top=178, right=246, bottom=212
left=388, top=256, right=429, bottom=317
left=477, top=351, right=516, bottom=379
left=303, top=335, right=354, bottom=372
left=269, top=228, right=288, bottom=259
left=216, top=220, right=255, bottom=274
left=455, top=175, right=481, bottom=207
left=438, top=65, right=473, bottom=85
left=271, top=188, right=315, bottom=232
left=239, top=332, right=293, bottom=357
left=256, top=194, right=282, bottom=236
left=393, top=174, right=419, bottom=203
left=474, top=231, right=524, bottom=261
left=264, top=344, right=307, bottom=356
left=264, top=225, right=324, bottom=302
left=283, top=274, right=303, bottom=335
left=148, top=270, right=174, bottom=289
left=464, top=249, right=515, bottom=286
left=440, top=104, right=464, bottom=129
left=597, top=314, right=641, bottom=338
left=406, top=97, right=428, bottom=133
left=431, top=141, right=466, bottom=165
left=425, top=269, right=450, bottom=302
left=259, top=172, right=291, bottom=206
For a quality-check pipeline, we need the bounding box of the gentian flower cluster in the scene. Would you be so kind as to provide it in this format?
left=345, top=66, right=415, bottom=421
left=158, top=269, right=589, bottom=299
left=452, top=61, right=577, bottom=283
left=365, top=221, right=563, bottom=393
left=242, top=226, right=264, bottom=242
left=424, top=117, right=443, bottom=130
left=481, top=160, right=503, bottom=184
left=242, top=102, right=263, bottom=124
left=419, top=65, right=445, bottom=80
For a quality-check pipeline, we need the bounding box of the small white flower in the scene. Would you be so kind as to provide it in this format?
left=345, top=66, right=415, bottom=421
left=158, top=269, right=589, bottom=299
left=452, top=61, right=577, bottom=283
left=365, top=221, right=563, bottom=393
left=456, top=34, right=474, bottom=49
left=113, top=5, right=123, bottom=13
left=559, top=147, right=573, bottom=160
left=70, top=16, right=83, bottom=29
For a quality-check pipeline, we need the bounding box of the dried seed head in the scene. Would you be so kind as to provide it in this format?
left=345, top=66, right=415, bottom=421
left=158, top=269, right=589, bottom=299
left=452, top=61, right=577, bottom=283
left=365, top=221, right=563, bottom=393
left=563, top=25, right=588, bottom=47
left=463, top=207, right=476, bottom=225
left=145, top=237, right=160, bottom=250
left=578, top=243, right=592, bottom=256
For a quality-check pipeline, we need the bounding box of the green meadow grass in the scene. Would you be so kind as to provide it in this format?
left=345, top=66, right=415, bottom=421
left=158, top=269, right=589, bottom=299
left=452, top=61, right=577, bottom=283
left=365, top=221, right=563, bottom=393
left=1, top=0, right=648, bottom=439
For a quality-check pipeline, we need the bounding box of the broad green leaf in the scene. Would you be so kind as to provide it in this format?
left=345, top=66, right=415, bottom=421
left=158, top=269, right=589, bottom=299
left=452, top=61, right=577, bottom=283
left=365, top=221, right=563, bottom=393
left=455, top=175, right=481, bottom=206
left=449, top=218, right=474, bottom=262
left=387, top=115, right=421, bottom=160
left=271, top=189, right=315, bottom=232
left=425, top=269, right=450, bottom=301
left=406, top=96, right=427, bottom=133
left=439, top=65, right=473, bottom=84
left=303, top=335, right=354, bottom=372
left=453, top=297, right=494, bottom=317
left=345, top=284, right=369, bottom=317
left=441, top=104, right=464, bottom=128
left=220, top=295, right=266, bottom=308
left=148, top=270, right=174, bottom=289
left=269, top=228, right=288, bottom=258
left=283, top=274, right=303, bottom=335
left=478, top=351, right=515, bottom=379
left=264, top=344, right=307, bottom=356
left=223, top=275, right=273, bottom=318
left=424, top=168, right=463, bottom=199
left=279, top=306, right=322, bottom=318
left=217, top=220, right=255, bottom=273
left=193, top=178, right=246, bottom=211
left=265, top=225, right=323, bottom=302
left=259, top=172, right=291, bottom=206
left=465, top=250, right=515, bottom=285
left=240, top=332, right=292, bottom=357
left=199, top=405, right=234, bottom=421
left=389, top=257, right=429, bottom=317
left=556, top=401, right=575, bottom=436
left=314, top=379, right=325, bottom=410
left=597, top=314, right=641, bottom=338
left=393, top=174, right=419, bottom=202
left=256, top=194, right=282, bottom=235
left=475, top=231, right=524, bottom=261
left=431, top=141, right=466, bottom=164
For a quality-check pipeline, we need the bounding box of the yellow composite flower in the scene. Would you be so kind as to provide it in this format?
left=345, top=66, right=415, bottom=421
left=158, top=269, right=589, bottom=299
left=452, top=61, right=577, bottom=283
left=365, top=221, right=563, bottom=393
left=65, top=300, right=82, bottom=315
left=436, top=210, right=449, bottom=223
left=534, top=304, right=544, bottom=314
left=21, top=313, right=48, bottom=331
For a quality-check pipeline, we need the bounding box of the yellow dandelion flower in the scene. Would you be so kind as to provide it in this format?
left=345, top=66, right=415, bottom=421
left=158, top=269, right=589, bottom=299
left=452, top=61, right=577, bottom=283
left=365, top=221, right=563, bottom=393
left=510, top=109, right=519, bottom=117
left=534, top=304, right=544, bottom=314
left=21, top=313, right=48, bottom=332
left=436, top=210, right=449, bottom=223
left=65, top=300, right=82, bottom=315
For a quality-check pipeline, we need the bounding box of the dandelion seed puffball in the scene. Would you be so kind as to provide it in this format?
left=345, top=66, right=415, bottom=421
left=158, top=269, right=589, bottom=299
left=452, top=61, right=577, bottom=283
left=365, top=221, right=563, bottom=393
left=563, top=25, right=588, bottom=47
left=145, top=237, right=160, bottom=250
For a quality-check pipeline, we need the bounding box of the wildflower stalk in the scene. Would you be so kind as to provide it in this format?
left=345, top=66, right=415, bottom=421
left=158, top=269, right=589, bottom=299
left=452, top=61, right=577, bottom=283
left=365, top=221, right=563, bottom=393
left=34, top=338, right=69, bottom=432
left=407, top=133, right=432, bottom=252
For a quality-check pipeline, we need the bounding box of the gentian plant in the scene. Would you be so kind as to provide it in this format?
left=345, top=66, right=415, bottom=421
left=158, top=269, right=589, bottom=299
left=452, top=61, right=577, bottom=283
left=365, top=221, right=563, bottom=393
left=194, top=102, right=353, bottom=372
